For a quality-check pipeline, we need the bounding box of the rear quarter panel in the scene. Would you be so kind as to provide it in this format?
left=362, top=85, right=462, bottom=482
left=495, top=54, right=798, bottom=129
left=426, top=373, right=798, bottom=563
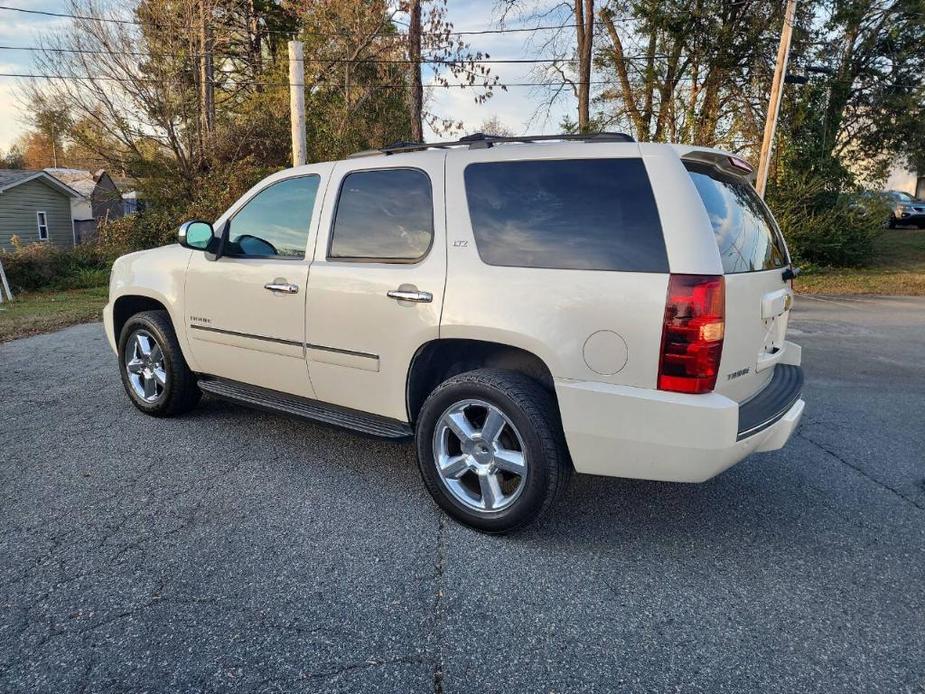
left=441, top=143, right=714, bottom=388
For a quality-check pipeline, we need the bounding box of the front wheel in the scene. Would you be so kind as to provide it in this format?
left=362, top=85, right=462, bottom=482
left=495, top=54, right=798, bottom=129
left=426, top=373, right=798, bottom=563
left=415, top=369, right=571, bottom=533
left=118, top=310, right=201, bottom=417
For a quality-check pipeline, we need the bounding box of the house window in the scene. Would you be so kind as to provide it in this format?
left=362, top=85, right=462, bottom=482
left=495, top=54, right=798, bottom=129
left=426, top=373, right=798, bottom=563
left=37, top=211, right=49, bottom=241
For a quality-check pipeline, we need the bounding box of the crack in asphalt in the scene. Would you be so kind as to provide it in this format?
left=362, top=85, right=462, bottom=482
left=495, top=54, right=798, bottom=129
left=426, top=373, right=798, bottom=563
left=798, top=432, right=925, bottom=511
left=431, top=512, right=448, bottom=694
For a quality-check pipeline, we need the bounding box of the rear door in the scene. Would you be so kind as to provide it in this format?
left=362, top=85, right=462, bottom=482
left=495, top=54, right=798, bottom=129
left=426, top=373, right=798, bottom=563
left=303, top=153, right=446, bottom=421
left=685, top=160, right=794, bottom=402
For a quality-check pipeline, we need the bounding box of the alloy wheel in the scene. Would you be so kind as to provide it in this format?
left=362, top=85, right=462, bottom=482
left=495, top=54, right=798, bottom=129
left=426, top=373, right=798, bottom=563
left=124, top=329, right=167, bottom=403
left=432, top=399, right=528, bottom=512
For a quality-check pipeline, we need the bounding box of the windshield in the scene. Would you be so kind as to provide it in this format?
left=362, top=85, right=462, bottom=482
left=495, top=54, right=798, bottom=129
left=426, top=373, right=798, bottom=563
left=686, top=163, right=789, bottom=274
left=892, top=191, right=915, bottom=203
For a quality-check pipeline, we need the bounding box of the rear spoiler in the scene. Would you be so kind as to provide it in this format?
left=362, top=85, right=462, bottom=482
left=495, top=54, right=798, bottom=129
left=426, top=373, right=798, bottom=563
left=678, top=148, right=757, bottom=184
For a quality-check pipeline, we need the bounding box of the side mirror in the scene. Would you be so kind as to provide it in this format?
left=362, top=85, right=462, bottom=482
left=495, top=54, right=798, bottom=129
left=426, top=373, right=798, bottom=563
left=178, top=220, right=215, bottom=251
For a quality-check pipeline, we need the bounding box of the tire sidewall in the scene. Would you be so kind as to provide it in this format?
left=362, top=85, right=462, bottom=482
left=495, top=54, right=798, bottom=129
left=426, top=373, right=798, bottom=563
left=416, top=377, right=554, bottom=533
left=118, top=313, right=179, bottom=414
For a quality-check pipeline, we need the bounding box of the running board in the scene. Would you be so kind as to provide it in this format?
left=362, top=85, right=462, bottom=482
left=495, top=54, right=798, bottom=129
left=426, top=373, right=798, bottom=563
left=197, top=377, right=413, bottom=440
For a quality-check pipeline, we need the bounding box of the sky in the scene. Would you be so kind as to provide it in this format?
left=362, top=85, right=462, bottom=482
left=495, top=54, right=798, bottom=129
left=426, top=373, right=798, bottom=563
left=0, top=0, right=575, bottom=152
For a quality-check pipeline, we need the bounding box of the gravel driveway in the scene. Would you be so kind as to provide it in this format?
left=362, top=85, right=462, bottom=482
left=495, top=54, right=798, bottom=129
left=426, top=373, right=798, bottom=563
left=1, top=296, right=923, bottom=693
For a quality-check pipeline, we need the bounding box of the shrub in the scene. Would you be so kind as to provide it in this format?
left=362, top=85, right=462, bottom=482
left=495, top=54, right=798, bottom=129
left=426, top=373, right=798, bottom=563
left=0, top=239, right=116, bottom=293
left=766, top=175, right=888, bottom=267
left=97, top=209, right=178, bottom=255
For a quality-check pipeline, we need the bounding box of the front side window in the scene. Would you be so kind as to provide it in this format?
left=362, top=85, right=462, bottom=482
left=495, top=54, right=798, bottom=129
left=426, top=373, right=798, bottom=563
left=226, top=175, right=320, bottom=258
left=37, top=211, right=49, bottom=241
left=686, top=163, right=788, bottom=273
left=464, top=158, right=668, bottom=272
left=329, top=169, right=433, bottom=261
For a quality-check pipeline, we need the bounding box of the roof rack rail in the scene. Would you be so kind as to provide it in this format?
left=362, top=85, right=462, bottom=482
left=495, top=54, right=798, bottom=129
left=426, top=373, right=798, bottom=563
left=347, top=131, right=635, bottom=158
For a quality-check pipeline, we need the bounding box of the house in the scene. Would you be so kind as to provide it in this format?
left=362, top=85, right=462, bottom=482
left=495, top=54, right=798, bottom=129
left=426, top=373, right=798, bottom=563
left=121, top=189, right=145, bottom=215
left=0, top=170, right=81, bottom=251
left=45, top=168, right=124, bottom=243
left=112, top=175, right=145, bottom=215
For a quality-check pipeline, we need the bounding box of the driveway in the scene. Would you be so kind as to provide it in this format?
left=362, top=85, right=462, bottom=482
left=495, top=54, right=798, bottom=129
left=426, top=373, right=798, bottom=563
left=1, top=296, right=923, bottom=693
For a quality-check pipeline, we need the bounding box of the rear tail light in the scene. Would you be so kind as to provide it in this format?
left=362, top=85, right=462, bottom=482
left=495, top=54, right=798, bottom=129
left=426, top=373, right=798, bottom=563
left=658, top=274, right=725, bottom=394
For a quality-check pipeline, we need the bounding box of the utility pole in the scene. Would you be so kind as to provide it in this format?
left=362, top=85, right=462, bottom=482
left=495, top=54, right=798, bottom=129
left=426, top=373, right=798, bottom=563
left=50, top=124, right=58, bottom=168
left=756, top=0, right=797, bottom=197
left=199, top=0, right=214, bottom=156
left=408, top=0, right=424, bottom=142
left=288, top=40, right=307, bottom=167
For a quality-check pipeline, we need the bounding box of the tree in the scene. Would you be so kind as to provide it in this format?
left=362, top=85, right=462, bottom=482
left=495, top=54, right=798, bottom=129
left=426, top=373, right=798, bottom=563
left=403, top=0, right=501, bottom=138
left=497, top=0, right=598, bottom=131
left=475, top=115, right=515, bottom=136
left=596, top=0, right=786, bottom=148
left=809, top=0, right=925, bottom=180
left=1, top=145, right=25, bottom=169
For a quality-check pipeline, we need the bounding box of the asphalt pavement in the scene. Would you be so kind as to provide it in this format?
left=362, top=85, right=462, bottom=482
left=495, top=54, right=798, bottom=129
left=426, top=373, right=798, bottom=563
left=1, top=295, right=923, bottom=693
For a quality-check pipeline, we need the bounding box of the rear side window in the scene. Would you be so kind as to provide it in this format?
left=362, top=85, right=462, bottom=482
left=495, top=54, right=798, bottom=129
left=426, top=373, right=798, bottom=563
left=686, top=163, right=788, bottom=273
left=329, top=168, right=433, bottom=262
left=464, top=158, right=667, bottom=272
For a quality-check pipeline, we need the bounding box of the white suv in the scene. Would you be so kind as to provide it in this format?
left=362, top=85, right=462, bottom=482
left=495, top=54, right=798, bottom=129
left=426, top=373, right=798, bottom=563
left=104, top=133, right=804, bottom=532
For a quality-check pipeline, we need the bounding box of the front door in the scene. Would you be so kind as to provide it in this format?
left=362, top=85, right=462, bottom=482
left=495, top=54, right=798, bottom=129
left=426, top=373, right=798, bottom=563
left=304, top=155, right=447, bottom=421
left=184, top=170, right=328, bottom=398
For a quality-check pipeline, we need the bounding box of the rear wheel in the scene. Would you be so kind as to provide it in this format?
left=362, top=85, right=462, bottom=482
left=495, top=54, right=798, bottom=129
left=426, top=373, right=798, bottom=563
left=415, top=369, right=571, bottom=533
left=118, top=310, right=201, bottom=417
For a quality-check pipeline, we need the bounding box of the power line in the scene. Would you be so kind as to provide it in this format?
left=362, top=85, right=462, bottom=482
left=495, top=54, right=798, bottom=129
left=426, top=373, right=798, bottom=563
left=0, top=4, right=635, bottom=38
left=0, top=71, right=618, bottom=88
left=0, top=4, right=137, bottom=24
left=0, top=43, right=670, bottom=64
left=3, top=70, right=920, bottom=89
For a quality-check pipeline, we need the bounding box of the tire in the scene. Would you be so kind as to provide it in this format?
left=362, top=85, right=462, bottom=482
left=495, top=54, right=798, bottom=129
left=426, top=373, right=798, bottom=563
left=118, top=310, right=201, bottom=417
left=888, top=216, right=897, bottom=229
left=415, top=368, right=571, bottom=533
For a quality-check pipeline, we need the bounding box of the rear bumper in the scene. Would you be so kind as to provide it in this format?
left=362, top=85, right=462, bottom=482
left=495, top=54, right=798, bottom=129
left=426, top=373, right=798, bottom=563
left=555, top=354, right=804, bottom=483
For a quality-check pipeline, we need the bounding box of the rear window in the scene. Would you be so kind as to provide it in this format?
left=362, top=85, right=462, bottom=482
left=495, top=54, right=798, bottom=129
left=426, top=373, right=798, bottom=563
left=686, top=163, right=788, bottom=273
left=464, top=158, right=667, bottom=272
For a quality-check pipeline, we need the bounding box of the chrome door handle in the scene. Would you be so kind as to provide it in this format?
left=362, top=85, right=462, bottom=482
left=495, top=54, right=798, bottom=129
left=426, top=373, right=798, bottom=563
left=387, top=289, right=433, bottom=303
left=264, top=282, right=299, bottom=294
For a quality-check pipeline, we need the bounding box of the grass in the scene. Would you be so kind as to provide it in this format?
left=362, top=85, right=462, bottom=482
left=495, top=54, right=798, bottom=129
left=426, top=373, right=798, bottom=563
left=796, top=229, right=925, bottom=295
left=0, top=286, right=108, bottom=343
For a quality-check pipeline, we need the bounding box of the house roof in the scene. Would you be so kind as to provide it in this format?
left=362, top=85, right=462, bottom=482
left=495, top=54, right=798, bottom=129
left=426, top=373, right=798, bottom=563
left=44, top=168, right=97, bottom=198
left=46, top=168, right=122, bottom=199
left=0, top=170, right=81, bottom=198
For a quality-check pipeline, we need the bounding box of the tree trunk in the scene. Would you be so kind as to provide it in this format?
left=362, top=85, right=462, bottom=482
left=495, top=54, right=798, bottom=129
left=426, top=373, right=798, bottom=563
left=574, top=0, right=594, bottom=132
left=600, top=8, right=645, bottom=140
left=408, top=0, right=424, bottom=142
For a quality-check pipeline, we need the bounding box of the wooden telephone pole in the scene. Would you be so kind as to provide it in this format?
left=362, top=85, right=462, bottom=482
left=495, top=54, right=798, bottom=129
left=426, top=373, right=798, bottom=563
left=756, top=0, right=797, bottom=198
left=288, top=40, right=307, bottom=167
left=199, top=0, right=214, bottom=141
